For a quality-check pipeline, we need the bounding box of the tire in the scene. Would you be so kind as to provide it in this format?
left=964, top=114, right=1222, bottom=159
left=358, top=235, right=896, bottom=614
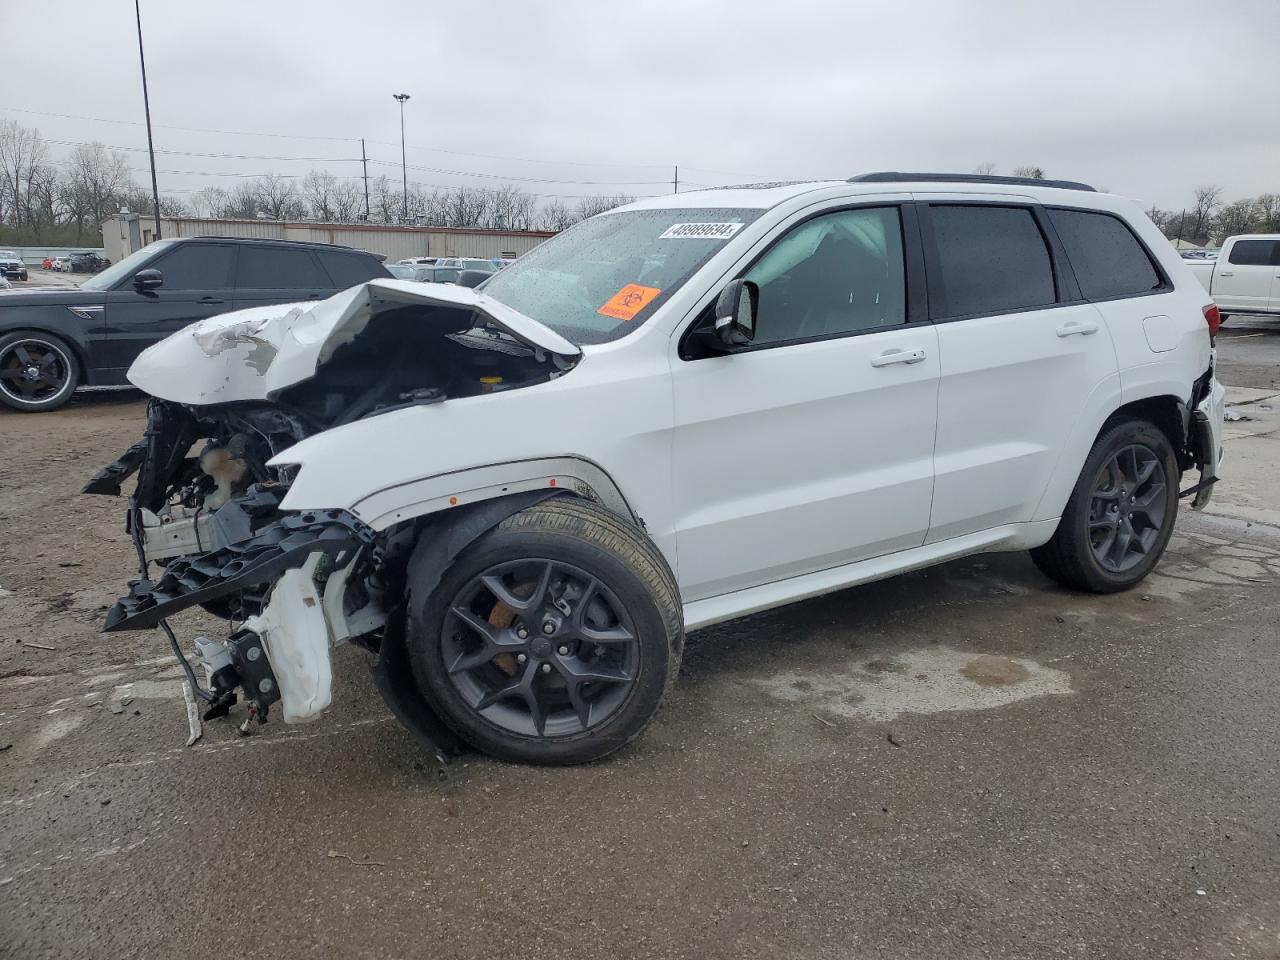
left=0, top=330, right=80, bottom=413
left=407, top=497, right=683, bottom=765
left=1030, top=417, right=1179, bottom=593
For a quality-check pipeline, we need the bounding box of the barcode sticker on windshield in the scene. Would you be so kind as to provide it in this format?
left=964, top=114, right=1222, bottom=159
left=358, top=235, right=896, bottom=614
left=659, top=222, right=744, bottom=240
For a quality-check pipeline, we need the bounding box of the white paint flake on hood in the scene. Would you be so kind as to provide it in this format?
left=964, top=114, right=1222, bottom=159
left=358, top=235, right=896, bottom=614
left=126, top=279, right=580, bottom=405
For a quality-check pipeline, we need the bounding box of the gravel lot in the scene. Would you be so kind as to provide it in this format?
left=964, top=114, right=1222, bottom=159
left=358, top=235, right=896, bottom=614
left=1, top=323, right=1279, bottom=959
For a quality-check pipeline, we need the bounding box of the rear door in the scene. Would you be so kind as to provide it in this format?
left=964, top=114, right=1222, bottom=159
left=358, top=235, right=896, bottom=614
left=232, top=244, right=333, bottom=310
left=98, top=241, right=236, bottom=371
left=920, top=199, right=1119, bottom=542
left=1215, top=239, right=1278, bottom=314
left=314, top=249, right=391, bottom=290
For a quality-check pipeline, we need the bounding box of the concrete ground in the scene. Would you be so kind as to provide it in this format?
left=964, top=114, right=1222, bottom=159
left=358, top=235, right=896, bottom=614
left=1, top=323, right=1278, bottom=959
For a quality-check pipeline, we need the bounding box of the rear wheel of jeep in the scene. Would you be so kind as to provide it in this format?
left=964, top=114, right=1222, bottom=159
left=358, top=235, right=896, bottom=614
left=0, top=330, right=79, bottom=412
left=408, top=498, right=683, bottom=765
left=1030, top=417, right=1179, bottom=593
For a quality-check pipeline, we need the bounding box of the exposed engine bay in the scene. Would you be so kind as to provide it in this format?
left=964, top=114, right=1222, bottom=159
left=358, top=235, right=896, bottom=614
left=86, top=289, right=577, bottom=754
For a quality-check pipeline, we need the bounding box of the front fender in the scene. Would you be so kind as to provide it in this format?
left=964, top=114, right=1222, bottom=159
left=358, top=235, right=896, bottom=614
left=332, top=455, right=638, bottom=531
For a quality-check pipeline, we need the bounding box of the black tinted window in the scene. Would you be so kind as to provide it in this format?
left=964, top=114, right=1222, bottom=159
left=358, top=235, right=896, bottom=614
left=744, top=206, right=906, bottom=345
left=929, top=205, right=1055, bottom=317
left=150, top=244, right=234, bottom=290
left=1049, top=208, right=1162, bottom=299
left=1228, top=239, right=1279, bottom=266
left=317, top=250, right=386, bottom=287
left=235, top=247, right=326, bottom=289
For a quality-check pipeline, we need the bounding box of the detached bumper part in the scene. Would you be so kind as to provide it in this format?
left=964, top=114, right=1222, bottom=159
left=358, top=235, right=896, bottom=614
left=103, top=509, right=375, bottom=632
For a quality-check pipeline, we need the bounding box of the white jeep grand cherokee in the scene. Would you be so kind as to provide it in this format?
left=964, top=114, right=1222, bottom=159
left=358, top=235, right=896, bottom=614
left=88, top=172, right=1226, bottom=766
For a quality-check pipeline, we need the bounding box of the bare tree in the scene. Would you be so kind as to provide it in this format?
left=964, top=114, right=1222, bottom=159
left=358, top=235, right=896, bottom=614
left=973, top=162, right=998, bottom=175
left=1188, top=184, right=1223, bottom=242
left=1214, top=198, right=1259, bottom=241
left=575, top=193, right=635, bottom=220
left=537, top=197, right=576, bottom=232
left=331, top=178, right=364, bottom=222
left=0, top=120, right=50, bottom=228
left=1255, top=194, right=1280, bottom=233
left=221, top=181, right=262, bottom=219
left=254, top=174, right=304, bottom=221
left=301, top=169, right=339, bottom=221
left=1011, top=165, right=1046, bottom=179
left=64, top=141, right=134, bottom=240
left=192, top=186, right=229, bottom=218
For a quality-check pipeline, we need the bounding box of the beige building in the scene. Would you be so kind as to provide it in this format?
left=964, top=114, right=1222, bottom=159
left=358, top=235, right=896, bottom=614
left=102, top=213, right=554, bottom=264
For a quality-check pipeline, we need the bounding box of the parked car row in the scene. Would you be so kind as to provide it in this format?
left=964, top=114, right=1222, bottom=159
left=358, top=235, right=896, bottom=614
left=39, top=252, right=111, bottom=273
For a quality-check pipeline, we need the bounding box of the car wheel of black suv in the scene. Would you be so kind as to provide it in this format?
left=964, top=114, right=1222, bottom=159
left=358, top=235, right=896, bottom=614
left=407, top=497, right=683, bottom=765
left=1031, top=416, right=1179, bottom=593
left=0, top=330, right=79, bottom=413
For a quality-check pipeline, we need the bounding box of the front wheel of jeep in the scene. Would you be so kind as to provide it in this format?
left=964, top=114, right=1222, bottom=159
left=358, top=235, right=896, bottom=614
left=408, top=498, right=683, bottom=765
left=1031, top=416, right=1179, bottom=593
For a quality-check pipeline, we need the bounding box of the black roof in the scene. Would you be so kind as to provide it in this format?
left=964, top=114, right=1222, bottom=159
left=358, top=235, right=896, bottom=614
left=848, top=172, right=1096, bottom=192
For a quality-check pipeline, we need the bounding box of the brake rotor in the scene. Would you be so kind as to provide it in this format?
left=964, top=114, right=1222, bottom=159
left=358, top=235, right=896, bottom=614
left=489, top=601, right=517, bottom=675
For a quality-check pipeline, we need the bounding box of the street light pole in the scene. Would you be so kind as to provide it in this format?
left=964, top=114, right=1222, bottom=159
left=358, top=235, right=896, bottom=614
left=134, top=0, right=162, bottom=241
left=393, top=93, right=410, bottom=223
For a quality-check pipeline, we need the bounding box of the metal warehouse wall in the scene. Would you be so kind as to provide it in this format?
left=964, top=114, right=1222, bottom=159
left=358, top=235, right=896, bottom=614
left=109, top=215, right=553, bottom=261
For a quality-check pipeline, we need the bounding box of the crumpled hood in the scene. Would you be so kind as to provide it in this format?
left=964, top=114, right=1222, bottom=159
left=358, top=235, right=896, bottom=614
left=127, top=279, right=581, bottom=405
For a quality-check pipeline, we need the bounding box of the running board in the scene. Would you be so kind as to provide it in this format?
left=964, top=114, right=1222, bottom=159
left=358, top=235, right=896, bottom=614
left=681, top=520, right=1059, bottom=631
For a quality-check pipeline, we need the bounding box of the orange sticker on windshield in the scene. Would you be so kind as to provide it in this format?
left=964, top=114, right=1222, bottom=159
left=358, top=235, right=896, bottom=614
left=598, top=283, right=661, bottom=321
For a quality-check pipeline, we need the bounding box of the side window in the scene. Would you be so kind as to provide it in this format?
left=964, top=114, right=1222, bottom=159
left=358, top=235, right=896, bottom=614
left=235, top=247, right=326, bottom=289
left=316, top=250, right=386, bottom=287
left=1227, top=239, right=1279, bottom=267
left=1048, top=208, right=1162, bottom=300
left=743, top=206, right=906, bottom=346
left=928, top=205, right=1056, bottom=318
left=150, top=244, right=234, bottom=290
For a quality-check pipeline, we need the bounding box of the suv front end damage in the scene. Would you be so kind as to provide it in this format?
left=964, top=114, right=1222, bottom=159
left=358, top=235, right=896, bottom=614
left=87, top=280, right=581, bottom=757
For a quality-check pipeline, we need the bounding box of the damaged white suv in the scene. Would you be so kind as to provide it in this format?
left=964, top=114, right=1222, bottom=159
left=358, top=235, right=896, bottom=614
left=88, top=173, right=1226, bottom=765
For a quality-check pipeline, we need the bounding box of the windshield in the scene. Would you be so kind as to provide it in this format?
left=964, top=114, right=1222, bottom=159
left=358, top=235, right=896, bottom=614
left=81, top=240, right=175, bottom=291
left=387, top=264, right=417, bottom=279
left=0, top=251, right=17, bottom=259
left=479, top=207, right=763, bottom=344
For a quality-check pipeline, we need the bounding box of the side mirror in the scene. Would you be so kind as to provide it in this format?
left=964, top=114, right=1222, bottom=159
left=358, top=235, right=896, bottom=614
left=713, top=279, right=757, bottom=348
left=133, top=268, right=163, bottom=292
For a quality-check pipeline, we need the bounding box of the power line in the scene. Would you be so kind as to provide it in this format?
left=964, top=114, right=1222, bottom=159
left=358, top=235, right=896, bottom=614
left=1, top=105, right=360, bottom=142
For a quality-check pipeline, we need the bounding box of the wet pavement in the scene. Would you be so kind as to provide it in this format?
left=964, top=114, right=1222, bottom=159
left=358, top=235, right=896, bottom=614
left=1, top=343, right=1279, bottom=958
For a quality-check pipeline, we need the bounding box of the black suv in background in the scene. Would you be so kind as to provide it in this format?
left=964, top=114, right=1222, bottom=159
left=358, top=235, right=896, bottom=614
left=0, top=236, right=390, bottom=412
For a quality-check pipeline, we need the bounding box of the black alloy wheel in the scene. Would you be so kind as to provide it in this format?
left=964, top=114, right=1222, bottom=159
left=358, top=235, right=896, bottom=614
left=1087, top=443, right=1169, bottom=573
left=0, top=334, right=78, bottom=412
left=442, top=558, right=640, bottom=738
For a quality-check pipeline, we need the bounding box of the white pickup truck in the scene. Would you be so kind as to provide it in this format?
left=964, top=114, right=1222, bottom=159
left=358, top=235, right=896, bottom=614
left=1188, top=234, right=1280, bottom=321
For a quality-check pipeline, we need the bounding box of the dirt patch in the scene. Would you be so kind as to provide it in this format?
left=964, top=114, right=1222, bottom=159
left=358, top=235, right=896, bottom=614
left=960, top=655, right=1032, bottom=687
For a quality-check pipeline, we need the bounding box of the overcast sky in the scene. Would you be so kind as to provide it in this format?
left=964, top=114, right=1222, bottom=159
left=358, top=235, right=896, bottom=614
left=7, top=0, right=1277, bottom=212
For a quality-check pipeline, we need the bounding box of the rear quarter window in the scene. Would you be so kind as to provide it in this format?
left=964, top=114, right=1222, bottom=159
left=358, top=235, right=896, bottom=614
left=317, top=250, right=389, bottom=287
left=1048, top=208, right=1163, bottom=300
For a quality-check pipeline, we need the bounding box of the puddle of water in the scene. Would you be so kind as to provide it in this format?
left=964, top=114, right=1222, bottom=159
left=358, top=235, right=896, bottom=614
left=753, top=646, right=1073, bottom=722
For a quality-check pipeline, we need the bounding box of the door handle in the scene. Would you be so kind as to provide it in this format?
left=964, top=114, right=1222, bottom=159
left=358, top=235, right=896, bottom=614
left=870, top=348, right=927, bottom=367
left=306, top=293, right=323, bottom=300
left=1218, top=272, right=1233, bottom=277
left=198, top=296, right=224, bottom=304
left=1056, top=319, right=1099, bottom=338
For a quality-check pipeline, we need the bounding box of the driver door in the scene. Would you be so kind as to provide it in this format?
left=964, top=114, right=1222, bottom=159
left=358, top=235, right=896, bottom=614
left=99, top=242, right=236, bottom=373
left=668, top=204, right=940, bottom=602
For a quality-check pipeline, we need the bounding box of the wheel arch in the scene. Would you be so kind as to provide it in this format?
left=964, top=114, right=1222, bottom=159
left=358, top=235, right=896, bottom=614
left=348, top=455, right=641, bottom=532
left=0, top=322, right=95, bottom=386
left=1032, top=388, right=1189, bottom=523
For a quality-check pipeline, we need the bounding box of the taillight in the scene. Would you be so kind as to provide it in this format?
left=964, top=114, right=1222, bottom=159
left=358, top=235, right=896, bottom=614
left=1202, top=303, right=1221, bottom=340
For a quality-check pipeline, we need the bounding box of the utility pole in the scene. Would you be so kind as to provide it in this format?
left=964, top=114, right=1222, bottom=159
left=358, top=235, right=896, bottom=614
left=360, top=138, right=370, bottom=221
left=393, top=93, right=410, bottom=223
left=673, top=165, right=678, bottom=194
left=134, top=0, right=162, bottom=240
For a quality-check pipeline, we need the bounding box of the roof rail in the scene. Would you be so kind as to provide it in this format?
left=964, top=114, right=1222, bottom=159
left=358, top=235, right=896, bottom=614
left=848, top=172, right=1096, bottom=192
left=187, top=235, right=351, bottom=248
